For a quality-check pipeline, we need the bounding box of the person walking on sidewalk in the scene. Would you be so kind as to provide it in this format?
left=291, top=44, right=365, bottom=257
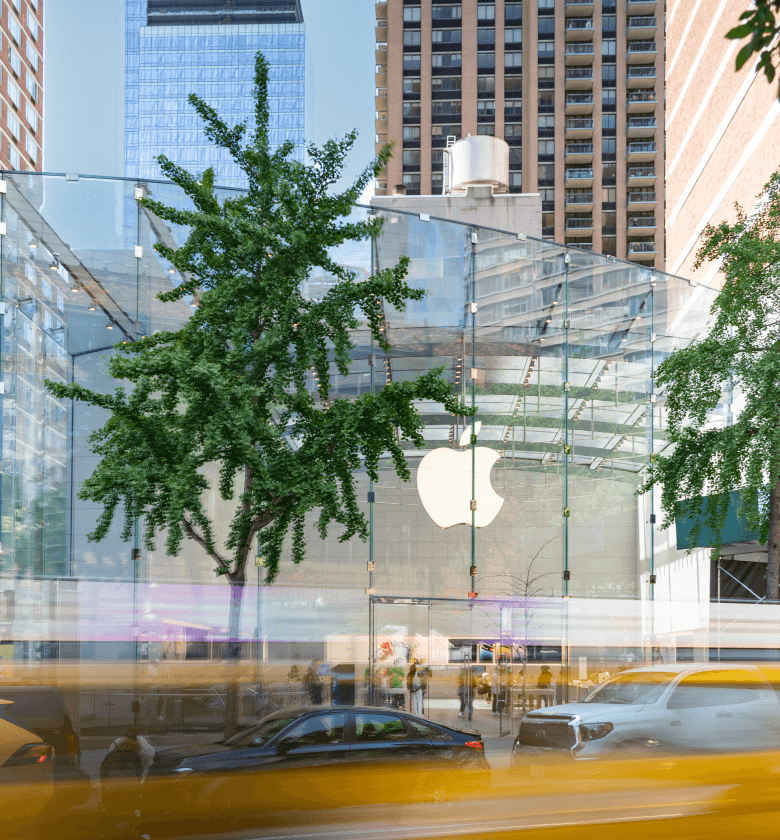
left=458, top=668, right=477, bottom=721
left=407, top=660, right=423, bottom=716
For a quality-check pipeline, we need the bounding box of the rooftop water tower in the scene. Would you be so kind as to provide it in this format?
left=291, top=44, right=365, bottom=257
left=444, top=135, right=510, bottom=195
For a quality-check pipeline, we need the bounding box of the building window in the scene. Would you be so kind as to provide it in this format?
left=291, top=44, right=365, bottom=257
left=403, top=77, right=421, bottom=95
left=602, top=114, right=616, bottom=134
left=538, top=163, right=555, bottom=183
left=602, top=39, right=616, bottom=59
left=432, top=5, right=462, bottom=20
left=538, top=115, right=555, bottom=131
left=25, top=72, right=36, bottom=102
left=477, top=100, right=495, bottom=118
left=602, top=187, right=617, bottom=204
left=403, top=7, right=421, bottom=23
left=602, top=162, right=616, bottom=185
left=25, top=101, right=35, bottom=132
left=505, top=124, right=523, bottom=138
left=505, top=27, right=522, bottom=44
left=506, top=75, right=522, bottom=95
left=8, top=15, right=20, bottom=44
left=601, top=236, right=616, bottom=256
left=602, top=65, right=616, bottom=86
left=29, top=0, right=39, bottom=10
left=8, top=144, right=19, bottom=169
left=403, top=102, right=421, bottom=118
left=538, top=18, right=555, bottom=36
left=403, top=126, right=421, bottom=142
left=402, top=173, right=420, bottom=192
left=477, top=5, right=495, bottom=21
left=602, top=138, right=616, bottom=155
left=9, top=49, right=21, bottom=76
left=478, top=28, right=495, bottom=46
left=478, top=53, right=495, bottom=69
left=477, top=123, right=495, bottom=135
left=509, top=172, right=523, bottom=187
left=478, top=75, right=495, bottom=93
left=542, top=211, right=555, bottom=231
left=432, top=149, right=444, bottom=167
left=538, top=91, right=554, bottom=112
left=538, top=66, right=555, bottom=88
left=602, top=211, right=616, bottom=235
left=603, top=15, right=616, bottom=34
left=432, top=53, right=462, bottom=68
left=540, top=187, right=554, bottom=203
left=432, top=100, right=462, bottom=117
left=505, top=51, right=522, bottom=68
left=431, top=123, right=461, bottom=139
left=432, top=29, right=461, bottom=44
left=26, top=9, right=38, bottom=40
left=10, top=0, right=20, bottom=12
left=509, top=147, right=522, bottom=167
left=403, top=31, right=421, bottom=47
left=7, top=78, right=20, bottom=110
left=403, top=54, right=421, bottom=72
left=506, top=3, right=522, bottom=21
left=538, top=0, right=554, bottom=8
left=538, top=41, right=554, bottom=59
left=538, top=139, right=555, bottom=157
left=7, top=111, right=19, bottom=138
left=505, top=99, right=522, bottom=118
left=431, top=172, right=444, bottom=191
left=403, top=149, right=421, bottom=166
left=24, top=132, right=35, bottom=162
left=602, top=89, right=616, bottom=107
left=432, top=76, right=462, bottom=94
left=25, top=40, right=37, bottom=71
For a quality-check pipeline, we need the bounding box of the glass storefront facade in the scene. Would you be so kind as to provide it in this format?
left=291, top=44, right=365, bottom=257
left=125, top=0, right=308, bottom=187
left=0, top=173, right=732, bottom=694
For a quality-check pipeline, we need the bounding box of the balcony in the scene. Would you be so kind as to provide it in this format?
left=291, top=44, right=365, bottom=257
left=627, top=67, right=657, bottom=88
left=565, top=17, right=594, bottom=40
left=627, top=216, right=657, bottom=235
left=627, top=0, right=657, bottom=14
left=565, top=67, right=594, bottom=89
left=627, top=141, right=656, bottom=162
left=565, top=167, right=593, bottom=187
left=627, top=190, right=656, bottom=211
left=565, top=117, right=594, bottom=139
left=565, top=142, right=594, bottom=164
left=565, top=217, right=594, bottom=236
left=627, top=90, right=657, bottom=113
left=627, top=241, right=657, bottom=261
left=627, top=116, right=656, bottom=137
left=566, top=42, right=595, bottom=65
left=627, top=16, right=657, bottom=38
left=565, top=92, right=594, bottom=114
left=375, top=47, right=387, bottom=65
left=565, top=0, right=594, bottom=15
left=375, top=0, right=387, bottom=21
left=565, top=192, right=594, bottom=211
left=375, top=24, right=387, bottom=41
left=627, top=41, right=657, bottom=64
left=375, top=94, right=387, bottom=112
left=627, top=166, right=656, bottom=187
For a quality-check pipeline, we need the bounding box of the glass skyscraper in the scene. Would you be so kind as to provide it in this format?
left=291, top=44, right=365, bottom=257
left=124, top=0, right=309, bottom=188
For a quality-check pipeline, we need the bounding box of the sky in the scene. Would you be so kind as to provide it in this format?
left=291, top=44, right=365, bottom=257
left=44, top=0, right=376, bottom=191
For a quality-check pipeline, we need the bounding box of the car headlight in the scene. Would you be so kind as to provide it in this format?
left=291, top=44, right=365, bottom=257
left=579, top=722, right=613, bottom=742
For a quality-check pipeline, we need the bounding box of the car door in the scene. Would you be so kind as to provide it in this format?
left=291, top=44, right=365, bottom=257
left=664, top=668, right=776, bottom=752
left=266, top=711, right=350, bottom=770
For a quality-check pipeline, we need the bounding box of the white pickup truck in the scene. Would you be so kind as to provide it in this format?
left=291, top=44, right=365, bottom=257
left=512, top=663, right=780, bottom=763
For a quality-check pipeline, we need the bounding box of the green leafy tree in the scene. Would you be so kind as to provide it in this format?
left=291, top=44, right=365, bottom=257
left=46, top=53, right=472, bottom=731
left=727, top=0, right=780, bottom=93
left=640, top=171, right=780, bottom=602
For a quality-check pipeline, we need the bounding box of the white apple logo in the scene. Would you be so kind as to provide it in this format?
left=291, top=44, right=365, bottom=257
left=416, top=422, right=504, bottom=529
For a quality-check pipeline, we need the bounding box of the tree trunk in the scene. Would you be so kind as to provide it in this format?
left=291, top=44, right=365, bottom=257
left=768, top=479, right=780, bottom=602
left=225, top=578, right=246, bottom=737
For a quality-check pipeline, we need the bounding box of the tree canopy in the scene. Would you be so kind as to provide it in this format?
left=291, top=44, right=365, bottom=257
left=640, top=171, right=780, bottom=599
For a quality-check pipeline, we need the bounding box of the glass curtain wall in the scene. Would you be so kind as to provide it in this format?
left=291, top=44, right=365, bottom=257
left=0, top=173, right=723, bottom=666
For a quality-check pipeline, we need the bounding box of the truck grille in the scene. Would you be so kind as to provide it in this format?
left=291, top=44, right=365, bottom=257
left=518, top=716, right=576, bottom=750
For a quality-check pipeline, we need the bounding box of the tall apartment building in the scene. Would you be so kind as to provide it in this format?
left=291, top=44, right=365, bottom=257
left=0, top=0, right=42, bottom=171
left=125, top=0, right=308, bottom=188
left=375, top=0, right=662, bottom=267
left=665, top=0, right=780, bottom=286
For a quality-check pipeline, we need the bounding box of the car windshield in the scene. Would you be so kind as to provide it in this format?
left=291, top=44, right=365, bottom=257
left=582, top=672, right=675, bottom=705
left=223, top=712, right=307, bottom=747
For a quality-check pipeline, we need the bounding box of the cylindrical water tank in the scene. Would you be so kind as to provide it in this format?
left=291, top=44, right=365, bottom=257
left=448, top=135, right=509, bottom=194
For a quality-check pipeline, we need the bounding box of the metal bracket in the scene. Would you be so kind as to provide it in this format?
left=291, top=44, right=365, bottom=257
left=419, top=213, right=430, bottom=222
left=0, top=222, right=7, bottom=236
left=649, top=574, right=657, bottom=584
left=0, top=181, right=6, bottom=194
left=134, top=245, right=143, bottom=259
left=470, top=500, right=477, bottom=511
left=367, top=561, right=375, bottom=572
left=469, top=565, right=477, bottom=577
left=471, top=231, right=478, bottom=244
left=467, top=302, right=478, bottom=314
left=563, top=570, right=571, bottom=581
left=367, top=491, right=375, bottom=503
left=368, top=354, right=375, bottom=367
left=564, top=254, right=571, bottom=264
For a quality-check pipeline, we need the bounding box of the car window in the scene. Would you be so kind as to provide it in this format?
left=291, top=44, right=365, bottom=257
left=667, top=670, right=763, bottom=710
left=355, top=713, right=409, bottom=742
left=283, top=714, right=346, bottom=746
left=0, top=690, right=64, bottom=725
left=225, top=713, right=306, bottom=747
left=582, top=672, right=675, bottom=705
left=406, top=719, right=451, bottom=740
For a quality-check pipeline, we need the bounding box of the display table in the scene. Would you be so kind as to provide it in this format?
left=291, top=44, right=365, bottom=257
left=512, top=686, right=555, bottom=711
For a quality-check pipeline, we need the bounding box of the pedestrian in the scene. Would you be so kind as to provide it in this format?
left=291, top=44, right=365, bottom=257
left=458, top=668, right=477, bottom=721
left=304, top=659, right=323, bottom=705
left=491, top=668, right=499, bottom=714
left=537, top=664, right=553, bottom=707
left=407, top=660, right=423, bottom=716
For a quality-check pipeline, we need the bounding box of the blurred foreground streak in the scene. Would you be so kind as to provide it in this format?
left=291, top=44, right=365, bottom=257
left=7, top=752, right=780, bottom=840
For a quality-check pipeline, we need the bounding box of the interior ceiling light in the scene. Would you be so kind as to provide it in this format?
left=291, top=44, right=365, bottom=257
left=49, top=258, right=58, bottom=271
left=88, top=303, right=97, bottom=311
left=167, top=268, right=175, bottom=275
left=29, top=241, right=37, bottom=250
left=106, top=321, right=114, bottom=330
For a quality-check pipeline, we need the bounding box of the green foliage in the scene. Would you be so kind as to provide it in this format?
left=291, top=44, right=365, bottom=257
left=726, top=0, right=780, bottom=91
left=639, top=171, right=780, bottom=554
left=46, top=53, right=472, bottom=585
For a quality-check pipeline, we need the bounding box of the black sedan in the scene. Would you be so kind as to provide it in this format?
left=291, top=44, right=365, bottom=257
left=141, top=706, right=488, bottom=831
